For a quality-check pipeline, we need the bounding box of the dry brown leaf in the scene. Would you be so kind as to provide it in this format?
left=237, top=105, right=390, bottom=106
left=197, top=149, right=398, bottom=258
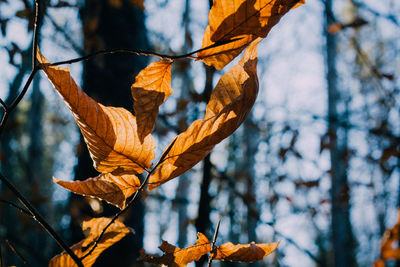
left=38, top=51, right=155, bottom=174
left=49, top=217, right=131, bottom=267
left=211, top=241, right=279, bottom=262
left=139, top=232, right=211, bottom=266
left=197, top=0, right=304, bottom=70
left=131, top=60, right=173, bottom=141
left=53, top=173, right=140, bottom=209
left=149, top=39, right=260, bottom=190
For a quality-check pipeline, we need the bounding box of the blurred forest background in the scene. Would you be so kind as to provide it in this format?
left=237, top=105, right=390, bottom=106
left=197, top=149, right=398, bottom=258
left=0, top=0, right=399, bottom=266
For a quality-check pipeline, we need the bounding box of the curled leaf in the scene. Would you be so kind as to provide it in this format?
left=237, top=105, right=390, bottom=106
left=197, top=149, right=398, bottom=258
left=38, top=50, right=155, bottom=174
left=131, top=60, right=173, bottom=141
left=54, top=173, right=140, bottom=209
left=49, top=217, right=132, bottom=267
left=197, top=0, right=304, bottom=69
left=211, top=241, right=279, bottom=262
left=149, top=39, right=260, bottom=190
left=139, top=232, right=211, bottom=267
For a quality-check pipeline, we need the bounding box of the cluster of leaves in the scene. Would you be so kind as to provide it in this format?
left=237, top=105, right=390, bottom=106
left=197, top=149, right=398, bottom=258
left=139, top=232, right=279, bottom=266
left=37, top=0, right=304, bottom=265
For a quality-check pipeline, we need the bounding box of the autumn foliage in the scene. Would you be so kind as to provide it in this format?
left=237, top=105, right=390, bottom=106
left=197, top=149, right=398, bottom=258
left=35, top=0, right=304, bottom=265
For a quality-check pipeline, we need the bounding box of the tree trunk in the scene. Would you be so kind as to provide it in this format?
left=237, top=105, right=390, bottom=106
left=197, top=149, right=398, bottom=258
left=324, top=0, right=355, bottom=266
left=244, top=118, right=259, bottom=267
left=70, top=1, right=148, bottom=265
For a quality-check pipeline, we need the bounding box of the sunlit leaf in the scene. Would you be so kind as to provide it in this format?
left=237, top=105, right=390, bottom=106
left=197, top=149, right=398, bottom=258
left=53, top=173, right=141, bottom=209
left=211, top=241, right=279, bottom=262
left=38, top=51, right=155, bottom=175
left=131, top=60, right=173, bottom=141
left=149, top=39, right=260, bottom=190
left=197, top=0, right=304, bottom=69
left=139, top=232, right=211, bottom=267
left=49, top=218, right=132, bottom=267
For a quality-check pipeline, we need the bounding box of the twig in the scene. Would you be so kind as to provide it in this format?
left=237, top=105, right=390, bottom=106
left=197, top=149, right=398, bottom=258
left=0, top=199, right=32, bottom=216
left=81, top=138, right=178, bottom=260
left=0, top=172, right=83, bottom=267
left=207, top=218, right=221, bottom=267
left=0, top=99, right=7, bottom=113
left=0, top=2, right=82, bottom=264
left=48, top=38, right=243, bottom=66
left=5, top=240, right=32, bottom=266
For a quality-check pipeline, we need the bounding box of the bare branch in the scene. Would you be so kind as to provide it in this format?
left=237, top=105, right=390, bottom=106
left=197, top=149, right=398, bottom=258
left=0, top=1, right=83, bottom=265
left=0, top=99, right=7, bottom=113
left=0, top=172, right=82, bottom=267
left=48, top=38, right=242, bottom=66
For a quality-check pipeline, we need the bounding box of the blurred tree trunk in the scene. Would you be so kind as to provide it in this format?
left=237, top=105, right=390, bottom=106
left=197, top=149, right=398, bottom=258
left=70, top=0, right=148, bottom=265
left=244, top=117, right=259, bottom=267
left=194, top=65, right=215, bottom=267
left=324, top=0, right=355, bottom=266
left=176, top=0, right=192, bottom=249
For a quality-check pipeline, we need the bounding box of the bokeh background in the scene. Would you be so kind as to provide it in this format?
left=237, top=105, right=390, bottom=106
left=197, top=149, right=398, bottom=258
left=0, top=0, right=399, bottom=266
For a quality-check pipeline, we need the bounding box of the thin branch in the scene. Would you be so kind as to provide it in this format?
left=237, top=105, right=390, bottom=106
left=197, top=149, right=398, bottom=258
left=9, top=69, right=39, bottom=116
left=0, top=98, right=7, bottom=113
left=81, top=138, right=178, bottom=260
left=5, top=240, right=32, bottom=266
left=48, top=38, right=242, bottom=66
left=0, top=60, right=39, bottom=139
left=0, top=172, right=83, bottom=267
left=0, top=199, right=32, bottom=216
left=207, top=218, right=221, bottom=267
left=0, top=1, right=83, bottom=264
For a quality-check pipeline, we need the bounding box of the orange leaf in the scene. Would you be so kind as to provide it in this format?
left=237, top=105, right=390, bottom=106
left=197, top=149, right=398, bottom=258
left=49, top=217, right=131, bottom=267
left=139, top=232, right=211, bottom=267
left=197, top=0, right=304, bottom=70
left=53, top=173, right=140, bottom=209
left=211, top=241, right=279, bottom=262
left=38, top=51, right=155, bottom=174
left=131, top=60, right=173, bottom=141
left=149, top=39, right=260, bottom=190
